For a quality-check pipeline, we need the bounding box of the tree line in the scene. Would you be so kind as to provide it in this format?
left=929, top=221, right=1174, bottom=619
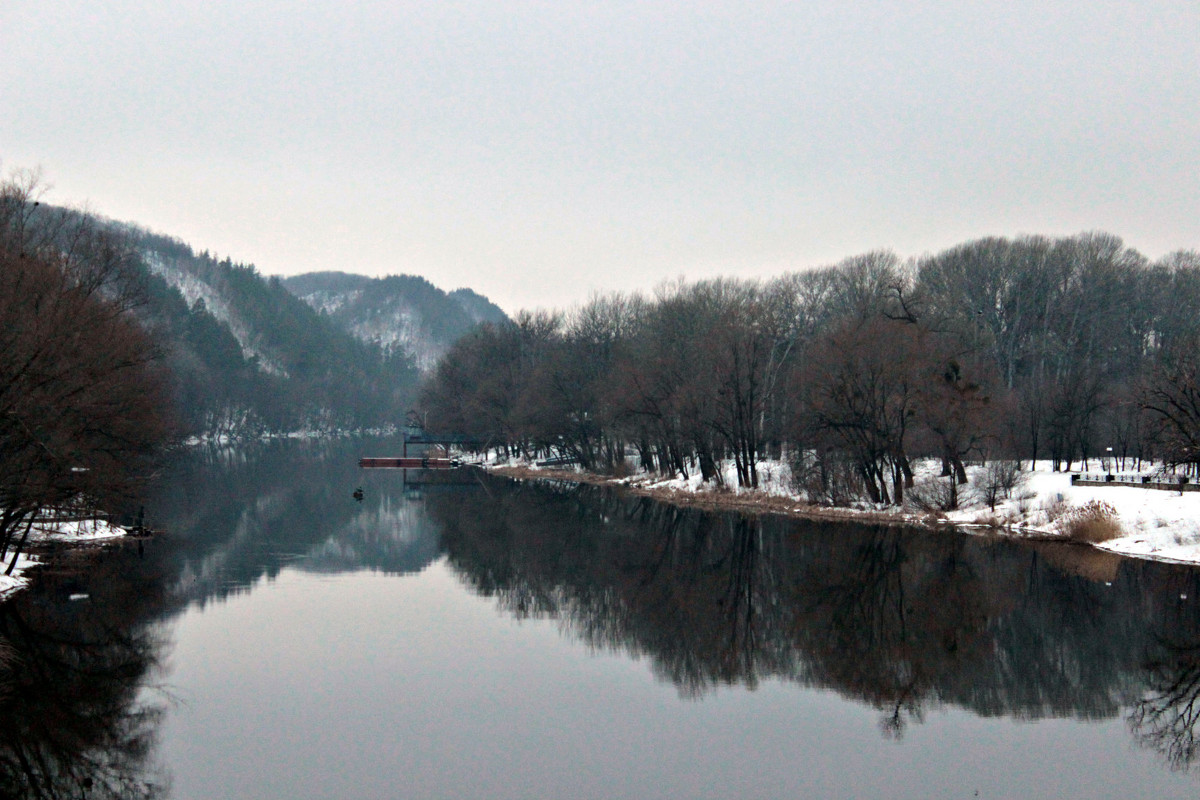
left=422, top=232, right=1200, bottom=506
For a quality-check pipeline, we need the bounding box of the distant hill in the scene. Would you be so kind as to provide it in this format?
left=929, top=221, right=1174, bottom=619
left=448, top=288, right=508, bottom=326
left=122, top=229, right=422, bottom=436
left=282, top=272, right=508, bottom=371
left=16, top=201, right=504, bottom=438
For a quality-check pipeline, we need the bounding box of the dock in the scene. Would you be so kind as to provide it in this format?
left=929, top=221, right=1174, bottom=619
left=359, top=457, right=462, bottom=469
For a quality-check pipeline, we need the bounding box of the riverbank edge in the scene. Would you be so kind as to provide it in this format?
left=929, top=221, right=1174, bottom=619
left=0, top=522, right=132, bottom=602
left=484, top=464, right=1200, bottom=568
left=483, top=463, right=1066, bottom=540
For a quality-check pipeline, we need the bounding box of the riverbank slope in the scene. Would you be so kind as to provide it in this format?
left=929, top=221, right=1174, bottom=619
left=0, top=518, right=129, bottom=601
left=483, top=457, right=1200, bottom=567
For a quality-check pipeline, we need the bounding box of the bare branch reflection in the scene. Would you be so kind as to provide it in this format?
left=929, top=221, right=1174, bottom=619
left=1131, top=638, right=1200, bottom=770
left=0, top=546, right=170, bottom=799
left=1129, top=571, right=1200, bottom=771
left=430, top=475, right=1187, bottom=741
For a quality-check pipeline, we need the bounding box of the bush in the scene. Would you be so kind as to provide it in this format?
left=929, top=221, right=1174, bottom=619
left=792, top=449, right=862, bottom=506
left=977, top=459, right=1027, bottom=511
left=608, top=459, right=635, bottom=479
left=1042, top=493, right=1070, bottom=524
left=907, top=476, right=959, bottom=513
left=1060, top=500, right=1123, bottom=543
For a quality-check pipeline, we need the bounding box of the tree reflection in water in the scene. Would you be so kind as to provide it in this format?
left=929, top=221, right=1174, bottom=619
left=1132, top=639, right=1200, bottom=770
left=793, top=527, right=989, bottom=739
left=1130, top=570, right=1200, bottom=771
left=6, top=450, right=1200, bottom=794
left=0, top=544, right=170, bottom=799
left=0, top=436, right=437, bottom=799
left=429, top=476, right=1200, bottom=748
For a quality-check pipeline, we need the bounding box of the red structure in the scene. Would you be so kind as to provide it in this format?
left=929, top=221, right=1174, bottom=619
left=358, top=457, right=460, bottom=469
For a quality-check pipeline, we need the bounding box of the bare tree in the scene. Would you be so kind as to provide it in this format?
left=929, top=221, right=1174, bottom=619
left=1140, top=338, right=1200, bottom=477
left=801, top=317, right=921, bottom=505
left=0, top=174, right=170, bottom=572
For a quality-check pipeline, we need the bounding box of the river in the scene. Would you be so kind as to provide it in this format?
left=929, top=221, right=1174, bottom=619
left=2, top=436, right=1200, bottom=798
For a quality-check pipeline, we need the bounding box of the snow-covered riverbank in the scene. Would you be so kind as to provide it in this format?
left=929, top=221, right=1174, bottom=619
left=483, top=456, right=1200, bottom=567
left=990, top=468, right=1200, bottom=565
left=0, top=517, right=129, bottom=601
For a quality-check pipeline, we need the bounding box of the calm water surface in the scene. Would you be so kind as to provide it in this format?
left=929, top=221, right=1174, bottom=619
left=4, top=437, right=1200, bottom=798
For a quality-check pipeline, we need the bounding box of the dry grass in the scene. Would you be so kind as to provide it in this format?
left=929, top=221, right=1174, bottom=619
left=1060, top=500, right=1123, bottom=543
left=485, top=465, right=921, bottom=526
left=608, top=460, right=636, bottom=479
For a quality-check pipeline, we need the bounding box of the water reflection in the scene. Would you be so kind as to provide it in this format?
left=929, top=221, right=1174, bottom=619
left=5, top=442, right=1200, bottom=798
left=0, top=542, right=170, bottom=798
left=147, top=437, right=442, bottom=608
left=1128, top=580, right=1200, bottom=772
left=0, top=437, right=445, bottom=798
left=428, top=477, right=1200, bottom=754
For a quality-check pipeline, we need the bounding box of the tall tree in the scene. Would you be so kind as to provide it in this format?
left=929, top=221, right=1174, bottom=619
left=0, top=174, right=170, bottom=572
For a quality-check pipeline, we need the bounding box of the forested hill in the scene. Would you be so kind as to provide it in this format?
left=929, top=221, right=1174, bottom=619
left=282, top=272, right=508, bottom=370
left=16, top=203, right=509, bottom=438
left=118, top=227, right=423, bottom=436
left=56, top=216, right=497, bottom=438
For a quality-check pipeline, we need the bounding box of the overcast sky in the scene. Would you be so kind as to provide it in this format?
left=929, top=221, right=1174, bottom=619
left=3, top=2, right=1198, bottom=312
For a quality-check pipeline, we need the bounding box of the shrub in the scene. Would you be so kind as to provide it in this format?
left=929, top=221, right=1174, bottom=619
left=791, top=449, right=862, bottom=506
left=908, top=476, right=959, bottom=513
left=608, top=459, right=635, bottom=479
left=1061, top=500, right=1123, bottom=543
left=977, top=460, right=1028, bottom=511
left=1043, top=493, right=1070, bottom=524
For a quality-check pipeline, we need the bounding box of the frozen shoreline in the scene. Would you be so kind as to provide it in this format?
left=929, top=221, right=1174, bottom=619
left=482, top=456, right=1200, bottom=568
left=0, top=517, right=129, bottom=601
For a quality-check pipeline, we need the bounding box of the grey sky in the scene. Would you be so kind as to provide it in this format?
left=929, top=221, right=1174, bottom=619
left=3, top=1, right=1198, bottom=312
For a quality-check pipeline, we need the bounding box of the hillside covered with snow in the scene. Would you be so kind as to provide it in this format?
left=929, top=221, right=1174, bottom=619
left=282, top=272, right=508, bottom=371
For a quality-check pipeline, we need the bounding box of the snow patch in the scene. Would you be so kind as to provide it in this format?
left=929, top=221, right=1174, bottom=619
left=0, top=516, right=128, bottom=601
left=0, top=552, right=38, bottom=601
left=144, top=251, right=289, bottom=376
left=294, top=289, right=448, bottom=371
left=481, top=450, right=1200, bottom=568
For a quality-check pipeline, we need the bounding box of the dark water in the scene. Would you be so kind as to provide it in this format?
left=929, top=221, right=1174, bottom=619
left=4, top=437, right=1200, bottom=798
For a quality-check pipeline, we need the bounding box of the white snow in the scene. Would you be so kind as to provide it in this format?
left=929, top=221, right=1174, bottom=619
left=298, top=289, right=447, bottom=371
left=144, top=251, right=289, bottom=376
left=28, top=516, right=129, bottom=542
left=480, top=450, right=1200, bottom=568
left=987, top=467, right=1200, bottom=564
left=303, top=288, right=363, bottom=315
left=0, top=552, right=37, bottom=601
left=0, top=516, right=129, bottom=601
